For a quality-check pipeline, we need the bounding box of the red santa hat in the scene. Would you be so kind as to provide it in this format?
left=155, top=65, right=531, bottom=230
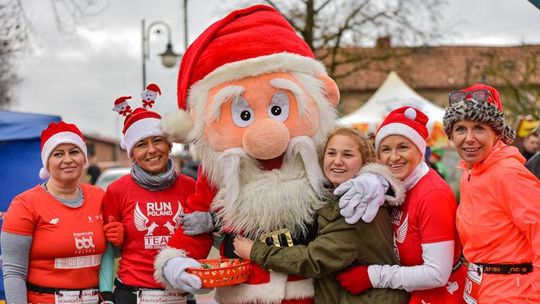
left=146, top=83, right=161, bottom=95
left=39, top=121, right=88, bottom=179
left=114, top=96, right=130, bottom=106
left=375, top=107, right=429, bottom=156
left=121, top=108, right=163, bottom=157
left=161, top=4, right=327, bottom=142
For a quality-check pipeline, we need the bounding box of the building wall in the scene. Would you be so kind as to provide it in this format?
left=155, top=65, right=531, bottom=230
left=86, top=138, right=129, bottom=168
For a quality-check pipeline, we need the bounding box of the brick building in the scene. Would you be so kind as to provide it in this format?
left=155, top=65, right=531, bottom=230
left=332, top=38, right=540, bottom=119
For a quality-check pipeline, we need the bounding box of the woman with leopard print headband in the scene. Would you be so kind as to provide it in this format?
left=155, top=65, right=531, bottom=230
left=443, top=83, right=540, bottom=303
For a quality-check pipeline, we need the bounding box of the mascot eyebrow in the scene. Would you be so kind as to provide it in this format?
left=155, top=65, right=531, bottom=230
left=209, top=85, right=245, bottom=121
left=208, top=78, right=308, bottom=122
left=269, top=78, right=307, bottom=115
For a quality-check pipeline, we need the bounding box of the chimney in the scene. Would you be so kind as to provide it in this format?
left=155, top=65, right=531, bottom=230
left=376, top=36, right=391, bottom=49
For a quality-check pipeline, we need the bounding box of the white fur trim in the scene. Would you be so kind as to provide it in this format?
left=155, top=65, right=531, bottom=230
left=160, top=110, right=193, bottom=143
left=215, top=272, right=313, bottom=304
left=360, top=163, right=406, bottom=206
left=190, top=53, right=326, bottom=109
left=375, top=123, right=426, bottom=157
left=283, top=278, right=315, bottom=299
left=153, top=247, right=187, bottom=290
left=124, top=117, right=162, bottom=156
left=40, top=131, right=88, bottom=180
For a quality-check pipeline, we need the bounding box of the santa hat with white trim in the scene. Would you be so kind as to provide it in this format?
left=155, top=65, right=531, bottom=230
left=39, top=121, right=88, bottom=179
left=119, top=107, right=164, bottom=157
left=160, top=4, right=327, bottom=143
left=375, top=107, right=429, bottom=156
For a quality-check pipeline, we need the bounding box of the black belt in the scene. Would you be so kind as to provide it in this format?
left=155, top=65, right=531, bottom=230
left=474, top=262, right=533, bottom=274
left=452, top=259, right=463, bottom=272
left=114, top=278, right=165, bottom=293
left=27, top=282, right=97, bottom=294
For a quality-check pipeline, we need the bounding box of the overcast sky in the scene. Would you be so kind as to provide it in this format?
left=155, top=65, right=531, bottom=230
left=8, top=0, right=540, bottom=140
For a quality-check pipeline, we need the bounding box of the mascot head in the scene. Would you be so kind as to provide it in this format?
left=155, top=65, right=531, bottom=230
left=161, top=5, right=340, bottom=238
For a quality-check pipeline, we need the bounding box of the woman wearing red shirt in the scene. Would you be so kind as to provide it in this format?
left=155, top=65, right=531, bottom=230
left=100, top=91, right=213, bottom=304
left=337, top=107, right=466, bottom=303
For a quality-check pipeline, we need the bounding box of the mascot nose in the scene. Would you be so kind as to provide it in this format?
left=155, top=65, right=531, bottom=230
left=242, top=118, right=290, bottom=160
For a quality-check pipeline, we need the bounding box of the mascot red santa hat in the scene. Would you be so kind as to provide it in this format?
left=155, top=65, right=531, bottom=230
left=154, top=5, right=362, bottom=304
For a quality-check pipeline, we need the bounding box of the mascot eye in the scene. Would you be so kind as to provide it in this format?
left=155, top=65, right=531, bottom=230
left=232, top=95, right=255, bottom=127
left=268, top=91, right=290, bottom=122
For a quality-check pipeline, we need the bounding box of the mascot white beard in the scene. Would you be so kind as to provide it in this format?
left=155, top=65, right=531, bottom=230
left=196, top=135, right=329, bottom=240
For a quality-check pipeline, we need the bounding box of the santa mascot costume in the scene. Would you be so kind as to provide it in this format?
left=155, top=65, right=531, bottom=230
left=154, top=5, right=393, bottom=303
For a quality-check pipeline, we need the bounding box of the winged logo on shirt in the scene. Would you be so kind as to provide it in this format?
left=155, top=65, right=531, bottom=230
left=163, top=202, right=184, bottom=234
left=134, top=202, right=159, bottom=236
left=395, top=213, right=409, bottom=243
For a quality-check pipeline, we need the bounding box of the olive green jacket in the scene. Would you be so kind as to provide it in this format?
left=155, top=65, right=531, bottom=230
left=251, top=199, right=409, bottom=304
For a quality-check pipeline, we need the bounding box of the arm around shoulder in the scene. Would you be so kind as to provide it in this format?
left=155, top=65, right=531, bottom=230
left=360, top=163, right=405, bottom=206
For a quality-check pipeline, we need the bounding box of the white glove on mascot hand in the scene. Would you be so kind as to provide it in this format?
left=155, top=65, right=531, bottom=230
left=334, top=172, right=389, bottom=224
left=163, top=257, right=211, bottom=294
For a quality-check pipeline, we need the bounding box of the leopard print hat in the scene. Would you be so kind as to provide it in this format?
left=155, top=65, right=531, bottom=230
left=443, top=84, right=516, bottom=144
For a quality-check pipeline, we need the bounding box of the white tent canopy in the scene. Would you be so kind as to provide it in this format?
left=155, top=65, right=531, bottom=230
left=338, top=71, right=446, bottom=133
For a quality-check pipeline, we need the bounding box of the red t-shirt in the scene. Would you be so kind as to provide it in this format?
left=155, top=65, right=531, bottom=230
left=2, top=184, right=106, bottom=303
left=102, top=174, right=212, bottom=288
left=390, top=169, right=464, bottom=303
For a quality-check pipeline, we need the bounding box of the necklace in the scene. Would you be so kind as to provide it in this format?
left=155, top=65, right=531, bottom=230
left=44, top=182, right=81, bottom=200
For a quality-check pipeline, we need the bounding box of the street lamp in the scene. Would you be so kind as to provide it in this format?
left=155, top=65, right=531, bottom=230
left=141, top=19, right=181, bottom=90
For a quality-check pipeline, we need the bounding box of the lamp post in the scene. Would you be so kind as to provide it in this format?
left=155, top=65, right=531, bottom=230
left=183, top=0, right=188, bottom=50
left=141, top=19, right=181, bottom=90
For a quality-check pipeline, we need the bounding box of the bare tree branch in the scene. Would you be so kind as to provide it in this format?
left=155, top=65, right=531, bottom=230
left=247, top=0, right=449, bottom=80
left=481, top=50, right=540, bottom=120
left=0, top=0, right=110, bottom=108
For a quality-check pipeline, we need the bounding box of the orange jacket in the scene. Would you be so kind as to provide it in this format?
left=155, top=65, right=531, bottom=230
left=456, top=140, right=540, bottom=303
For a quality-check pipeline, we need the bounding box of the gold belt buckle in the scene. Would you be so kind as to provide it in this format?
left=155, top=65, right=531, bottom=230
left=259, top=228, right=294, bottom=247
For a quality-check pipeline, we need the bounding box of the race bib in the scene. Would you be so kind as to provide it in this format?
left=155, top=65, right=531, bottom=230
left=136, top=290, right=187, bottom=304
left=463, top=263, right=483, bottom=304
left=54, top=289, right=99, bottom=304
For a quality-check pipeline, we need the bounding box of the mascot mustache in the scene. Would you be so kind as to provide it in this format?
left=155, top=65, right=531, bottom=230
left=202, top=136, right=328, bottom=239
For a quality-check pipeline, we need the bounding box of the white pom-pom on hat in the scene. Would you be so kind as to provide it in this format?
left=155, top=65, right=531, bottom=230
left=375, top=106, right=429, bottom=156
left=404, top=107, right=417, bottom=120
left=39, top=167, right=50, bottom=180
left=159, top=110, right=193, bottom=143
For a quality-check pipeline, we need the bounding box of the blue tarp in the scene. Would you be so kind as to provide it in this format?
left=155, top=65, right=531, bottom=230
left=0, top=110, right=61, bottom=299
left=0, top=111, right=61, bottom=209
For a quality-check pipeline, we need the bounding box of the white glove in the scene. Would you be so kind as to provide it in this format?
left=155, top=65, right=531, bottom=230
left=163, top=257, right=211, bottom=294
left=181, top=212, right=214, bottom=236
left=334, top=172, right=389, bottom=224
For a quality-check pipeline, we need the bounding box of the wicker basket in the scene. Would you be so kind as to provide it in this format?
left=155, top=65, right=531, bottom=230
left=187, top=259, right=251, bottom=288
